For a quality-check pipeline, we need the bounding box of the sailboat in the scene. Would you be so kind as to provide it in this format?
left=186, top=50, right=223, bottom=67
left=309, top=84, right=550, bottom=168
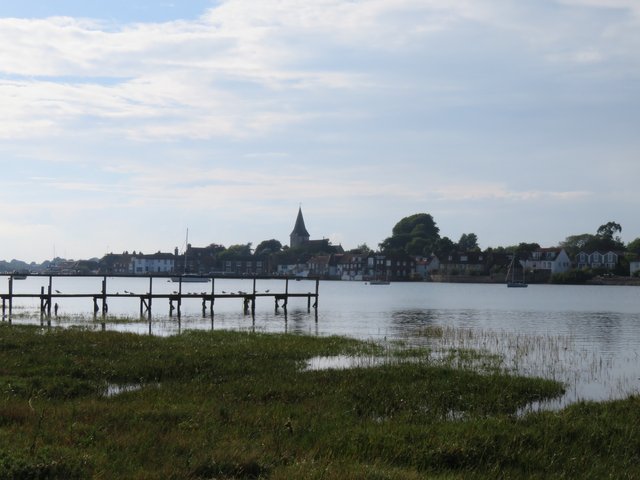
left=171, top=229, right=210, bottom=283
left=506, top=254, right=528, bottom=288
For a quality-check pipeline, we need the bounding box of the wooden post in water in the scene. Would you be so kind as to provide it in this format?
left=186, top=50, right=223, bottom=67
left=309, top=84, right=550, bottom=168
left=251, top=277, right=256, bottom=313
left=47, top=276, right=52, bottom=317
left=284, top=277, right=289, bottom=310
left=148, top=276, right=153, bottom=319
left=40, top=286, right=45, bottom=318
left=101, top=276, right=108, bottom=318
left=7, top=276, right=13, bottom=321
left=210, top=277, right=215, bottom=316
left=177, top=276, right=182, bottom=318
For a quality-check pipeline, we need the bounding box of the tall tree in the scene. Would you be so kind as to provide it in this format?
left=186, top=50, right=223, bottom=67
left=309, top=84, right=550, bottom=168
left=434, top=236, right=456, bottom=256
left=594, top=221, right=624, bottom=250
left=627, top=238, right=640, bottom=255
left=218, top=243, right=253, bottom=260
left=514, top=242, right=540, bottom=260
left=458, top=233, right=479, bottom=252
left=254, top=239, right=282, bottom=256
left=596, top=221, right=622, bottom=240
left=380, top=213, right=440, bottom=256
left=560, top=234, right=595, bottom=256
left=349, top=243, right=372, bottom=254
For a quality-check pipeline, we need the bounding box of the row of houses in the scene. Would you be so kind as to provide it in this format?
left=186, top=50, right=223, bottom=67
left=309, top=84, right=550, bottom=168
left=305, top=254, right=416, bottom=281
left=95, top=246, right=630, bottom=279
left=425, top=248, right=632, bottom=277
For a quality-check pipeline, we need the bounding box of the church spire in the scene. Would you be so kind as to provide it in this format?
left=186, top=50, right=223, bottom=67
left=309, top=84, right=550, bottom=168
left=290, top=207, right=310, bottom=248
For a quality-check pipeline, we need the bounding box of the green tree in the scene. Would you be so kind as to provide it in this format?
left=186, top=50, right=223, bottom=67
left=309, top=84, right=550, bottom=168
left=349, top=243, right=372, bottom=254
left=562, top=222, right=624, bottom=255
left=560, top=234, right=595, bottom=256
left=627, top=238, right=640, bottom=255
left=218, top=243, right=253, bottom=260
left=594, top=221, right=624, bottom=251
left=597, top=221, right=622, bottom=240
left=254, top=239, right=282, bottom=256
left=434, top=237, right=456, bottom=257
left=514, top=242, right=540, bottom=260
left=458, top=233, right=479, bottom=252
left=380, top=213, right=440, bottom=256
left=391, top=213, right=439, bottom=237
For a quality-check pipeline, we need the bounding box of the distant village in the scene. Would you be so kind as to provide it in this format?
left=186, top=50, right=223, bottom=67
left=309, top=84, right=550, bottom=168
left=3, top=210, right=640, bottom=283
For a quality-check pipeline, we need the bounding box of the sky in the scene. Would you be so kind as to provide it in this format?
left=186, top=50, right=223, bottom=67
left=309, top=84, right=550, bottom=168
left=1, top=0, right=639, bottom=262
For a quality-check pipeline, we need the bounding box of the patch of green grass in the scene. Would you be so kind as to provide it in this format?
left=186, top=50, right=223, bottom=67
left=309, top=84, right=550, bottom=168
left=0, top=324, right=637, bottom=478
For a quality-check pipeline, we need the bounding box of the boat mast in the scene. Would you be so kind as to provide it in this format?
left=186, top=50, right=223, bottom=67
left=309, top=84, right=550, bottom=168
left=184, top=228, right=189, bottom=274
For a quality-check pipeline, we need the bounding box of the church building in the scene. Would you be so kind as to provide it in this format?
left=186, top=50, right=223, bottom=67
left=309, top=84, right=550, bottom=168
left=289, top=207, right=342, bottom=253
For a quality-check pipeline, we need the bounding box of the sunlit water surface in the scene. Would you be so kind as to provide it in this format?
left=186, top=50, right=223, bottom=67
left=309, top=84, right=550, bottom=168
left=3, top=276, right=640, bottom=409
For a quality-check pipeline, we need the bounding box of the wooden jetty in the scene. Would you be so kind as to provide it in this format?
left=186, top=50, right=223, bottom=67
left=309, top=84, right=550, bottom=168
left=0, top=274, right=319, bottom=321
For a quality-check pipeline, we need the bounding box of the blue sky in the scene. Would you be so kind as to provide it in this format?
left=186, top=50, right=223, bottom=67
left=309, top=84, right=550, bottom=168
left=1, top=0, right=639, bottom=262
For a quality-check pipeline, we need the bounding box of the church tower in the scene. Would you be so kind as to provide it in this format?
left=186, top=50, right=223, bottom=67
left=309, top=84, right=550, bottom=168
left=290, top=207, right=310, bottom=248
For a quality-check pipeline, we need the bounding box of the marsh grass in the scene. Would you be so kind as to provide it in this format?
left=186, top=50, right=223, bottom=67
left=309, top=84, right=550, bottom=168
left=0, top=324, right=638, bottom=479
left=412, top=324, right=640, bottom=410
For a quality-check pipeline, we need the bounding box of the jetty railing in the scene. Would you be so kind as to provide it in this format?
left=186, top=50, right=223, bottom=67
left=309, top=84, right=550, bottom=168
left=0, top=274, right=319, bottom=322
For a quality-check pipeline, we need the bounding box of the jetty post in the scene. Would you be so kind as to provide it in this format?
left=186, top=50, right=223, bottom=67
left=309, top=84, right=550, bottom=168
left=47, top=276, right=53, bottom=317
left=148, top=276, right=153, bottom=318
left=140, top=276, right=153, bottom=319
left=252, top=277, right=256, bottom=314
left=7, top=276, right=13, bottom=321
left=40, top=286, right=46, bottom=320
left=284, top=277, right=289, bottom=309
left=101, top=276, right=108, bottom=318
left=210, top=277, right=215, bottom=315
left=177, top=276, right=182, bottom=318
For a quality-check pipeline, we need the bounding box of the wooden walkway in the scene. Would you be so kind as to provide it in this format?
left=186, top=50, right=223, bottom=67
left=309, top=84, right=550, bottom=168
left=0, top=274, right=319, bottom=321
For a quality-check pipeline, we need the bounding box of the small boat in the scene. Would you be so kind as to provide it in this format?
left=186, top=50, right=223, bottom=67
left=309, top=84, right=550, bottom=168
left=506, top=254, right=528, bottom=288
left=11, top=271, right=27, bottom=280
left=368, top=280, right=390, bottom=285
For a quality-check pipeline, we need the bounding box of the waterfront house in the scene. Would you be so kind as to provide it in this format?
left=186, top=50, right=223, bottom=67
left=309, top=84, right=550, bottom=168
left=575, top=251, right=619, bottom=270
left=435, top=252, right=486, bottom=275
left=335, top=253, right=368, bottom=281
left=99, top=253, right=133, bottom=274
left=522, top=248, right=571, bottom=274
left=307, top=255, right=332, bottom=277
left=130, top=252, right=175, bottom=274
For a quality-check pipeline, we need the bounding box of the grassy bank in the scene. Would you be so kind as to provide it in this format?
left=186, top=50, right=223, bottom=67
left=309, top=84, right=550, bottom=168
left=0, top=324, right=638, bottom=479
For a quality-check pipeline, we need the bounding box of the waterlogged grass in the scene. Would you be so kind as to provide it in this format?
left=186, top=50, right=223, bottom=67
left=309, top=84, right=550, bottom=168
left=0, top=325, right=637, bottom=479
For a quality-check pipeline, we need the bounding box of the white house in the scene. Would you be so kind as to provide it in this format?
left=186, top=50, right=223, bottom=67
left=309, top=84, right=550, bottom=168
left=575, top=251, right=619, bottom=270
left=522, top=248, right=571, bottom=274
left=130, top=253, right=175, bottom=274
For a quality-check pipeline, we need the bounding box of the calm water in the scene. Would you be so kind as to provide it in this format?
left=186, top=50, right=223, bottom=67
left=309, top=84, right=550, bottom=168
left=3, top=276, right=640, bottom=408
